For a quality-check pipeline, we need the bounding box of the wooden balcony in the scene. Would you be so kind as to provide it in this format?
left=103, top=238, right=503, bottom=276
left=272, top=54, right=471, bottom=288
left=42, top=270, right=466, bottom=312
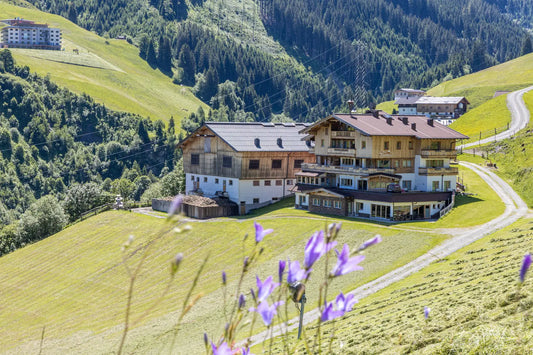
left=421, top=149, right=457, bottom=158
left=302, top=163, right=394, bottom=175
left=418, top=167, right=459, bottom=175
left=331, top=130, right=356, bottom=138
left=327, top=147, right=356, bottom=156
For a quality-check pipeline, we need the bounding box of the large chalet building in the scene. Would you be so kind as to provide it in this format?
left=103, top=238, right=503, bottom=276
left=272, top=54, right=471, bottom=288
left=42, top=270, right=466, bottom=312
left=179, top=122, right=315, bottom=213
left=292, top=112, right=468, bottom=220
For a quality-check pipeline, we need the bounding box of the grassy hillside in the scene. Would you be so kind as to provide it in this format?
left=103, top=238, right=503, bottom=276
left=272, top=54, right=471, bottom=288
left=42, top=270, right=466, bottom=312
left=294, top=216, right=533, bottom=354
left=0, top=210, right=447, bottom=354
left=428, top=52, right=533, bottom=108
left=465, top=91, right=533, bottom=207
left=0, top=158, right=509, bottom=353
left=450, top=93, right=512, bottom=143
left=0, top=1, right=207, bottom=124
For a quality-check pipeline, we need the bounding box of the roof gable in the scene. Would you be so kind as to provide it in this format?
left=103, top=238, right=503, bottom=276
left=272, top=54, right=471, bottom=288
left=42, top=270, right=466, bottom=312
left=180, top=122, right=312, bottom=152
left=301, top=113, right=469, bottom=140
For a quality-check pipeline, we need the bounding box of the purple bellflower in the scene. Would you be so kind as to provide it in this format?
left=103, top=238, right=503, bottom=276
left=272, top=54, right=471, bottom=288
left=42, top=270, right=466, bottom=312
left=254, top=222, right=273, bottom=243
left=167, top=194, right=183, bottom=215
left=241, top=347, right=253, bottom=355
left=278, top=260, right=286, bottom=283
left=304, top=230, right=337, bottom=269
left=256, top=275, right=279, bottom=302
left=287, top=260, right=310, bottom=283
left=520, top=253, right=532, bottom=283
left=335, top=292, right=357, bottom=313
left=221, top=271, right=227, bottom=285
left=331, top=244, right=365, bottom=277
left=424, top=306, right=431, bottom=319
left=359, top=235, right=382, bottom=251
left=211, top=341, right=233, bottom=355
left=249, top=300, right=284, bottom=326
left=321, top=292, right=357, bottom=322
left=238, top=294, right=246, bottom=309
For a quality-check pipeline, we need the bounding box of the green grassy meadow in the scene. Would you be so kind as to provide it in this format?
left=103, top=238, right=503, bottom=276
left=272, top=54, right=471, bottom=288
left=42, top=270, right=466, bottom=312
left=428, top=52, right=533, bottom=108
left=450, top=93, right=512, bottom=144
left=276, top=217, right=533, bottom=354
left=0, top=1, right=207, bottom=124
left=0, top=210, right=447, bottom=353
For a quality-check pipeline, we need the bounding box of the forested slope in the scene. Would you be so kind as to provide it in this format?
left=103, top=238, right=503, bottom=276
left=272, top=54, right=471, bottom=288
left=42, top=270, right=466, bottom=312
left=22, top=0, right=531, bottom=127
left=0, top=50, right=183, bottom=255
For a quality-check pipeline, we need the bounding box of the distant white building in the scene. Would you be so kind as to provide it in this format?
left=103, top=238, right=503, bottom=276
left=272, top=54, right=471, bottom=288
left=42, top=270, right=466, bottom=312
left=394, top=89, right=470, bottom=125
left=1, top=18, right=61, bottom=50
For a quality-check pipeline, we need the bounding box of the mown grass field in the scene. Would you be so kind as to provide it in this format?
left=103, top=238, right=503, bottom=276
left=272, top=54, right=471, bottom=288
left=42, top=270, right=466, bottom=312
left=450, top=93, right=512, bottom=144
left=463, top=91, right=533, bottom=208
left=0, top=1, right=207, bottom=124
left=428, top=52, right=533, bottom=109
left=272, top=216, right=533, bottom=354
left=0, top=210, right=447, bottom=354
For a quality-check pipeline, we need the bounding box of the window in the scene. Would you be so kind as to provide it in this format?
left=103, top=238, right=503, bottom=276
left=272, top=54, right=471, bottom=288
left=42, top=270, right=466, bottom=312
left=357, top=202, right=364, bottom=211
left=253, top=180, right=260, bottom=186
left=204, top=137, right=211, bottom=152
left=340, top=178, right=353, bottom=186
left=396, top=141, right=401, bottom=150
left=361, top=140, right=366, bottom=149
left=325, top=128, right=328, bottom=135
left=191, top=154, right=199, bottom=165
left=377, top=160, right=390, bottom=168
left=444, top=180, right=451, bottom=191
left=384, top=141, right=389, bottom=150
left=229, top=180, right=233, bottom=186
left=402, top=180, right=412, bottom=190
left=294, top=160, right=304, bottom=169
left=276, top=180, right=283, bottom=186
left=323, top=199, right=332, bottom=207
left=191, top=175, right=195, bottom=181
left=403, top=160, right=412, bottom=168
left=430, top=141, right=441, bottom=150
left=223, top=156, right=232, bottom=168
left=249, top=160, right=260, bottom=169
left=253, top=198, right=260, bottom=204
left=264, top=180, right=271, bottom=186
left=334, top=200, right=341, bottom=209
left=272, top=159, right=282, bottom=169
left=313, top=198, right=320, bottom=206
left=432, top=181, right=440, bottom=191
left=321, top=139, right=324, bottom=147
left=215, top=178, right=219, bottom=184
left=287, top=180, right=293, bottom=185
left=427, top=160, right=444, bottom=168
left=409, top=141, right=413, bottom=150
left=203, top=177, right=208, bottom=183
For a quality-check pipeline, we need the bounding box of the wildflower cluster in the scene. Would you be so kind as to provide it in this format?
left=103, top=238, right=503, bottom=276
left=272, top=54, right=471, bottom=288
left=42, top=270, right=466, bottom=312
left=204, top=220, right=382, bottom=354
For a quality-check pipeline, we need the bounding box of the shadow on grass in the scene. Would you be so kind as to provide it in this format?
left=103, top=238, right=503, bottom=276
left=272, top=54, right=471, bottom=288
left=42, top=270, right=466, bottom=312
left=232, top=196, right=393, bottom=227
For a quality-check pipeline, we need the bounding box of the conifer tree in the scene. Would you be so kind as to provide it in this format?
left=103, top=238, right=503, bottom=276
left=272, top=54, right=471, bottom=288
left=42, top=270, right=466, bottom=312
left=178, top=44, right=196, bottom=85
left=521, top=36, right=533, bottom=56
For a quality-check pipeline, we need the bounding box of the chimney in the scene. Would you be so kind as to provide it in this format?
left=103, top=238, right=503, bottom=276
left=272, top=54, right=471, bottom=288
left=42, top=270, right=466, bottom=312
left=411, top=123, right=417, bottom=131
left=277, top=137, right=283, bottom=148
left=254, top=138, right=260, bottom=148
left=347, top=100, right=354, bottom=116
left=402, top=117, right=409, bottom=125
left=427, top=118, right=434, bottom=127
left=372, top=110, right=380, bottom=118
left=386, top=117, right=393, bottom=125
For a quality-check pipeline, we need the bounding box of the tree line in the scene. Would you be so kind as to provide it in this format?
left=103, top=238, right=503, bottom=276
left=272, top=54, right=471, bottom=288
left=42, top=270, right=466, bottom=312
left=0, top=50, right=183, bottom=256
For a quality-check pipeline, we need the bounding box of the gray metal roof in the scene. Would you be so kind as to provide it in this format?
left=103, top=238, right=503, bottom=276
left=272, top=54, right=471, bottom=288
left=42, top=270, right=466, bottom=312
left=415, top=96, right=468, bottom=105
left=205, top=122, right=312, bottom=152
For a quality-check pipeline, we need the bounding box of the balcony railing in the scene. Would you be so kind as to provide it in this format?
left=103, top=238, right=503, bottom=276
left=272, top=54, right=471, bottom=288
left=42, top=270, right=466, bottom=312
left=331, top=130, right=356, bottom=138
left=418, top=167, right=459, bottom=175
left=421, top=149, right=457, bottom=158
left=327, top=147, right=356, bottom=156
left=302, top=163, right=395, bottom=175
